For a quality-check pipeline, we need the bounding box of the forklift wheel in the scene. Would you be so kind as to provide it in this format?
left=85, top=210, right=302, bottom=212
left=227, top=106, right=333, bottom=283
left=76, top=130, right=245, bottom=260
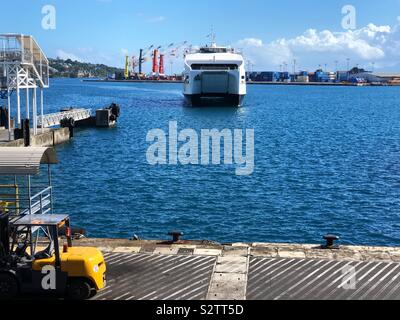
left=67, top=279, right=92, bottom=300
left=0, top=273, right=19, bottom=300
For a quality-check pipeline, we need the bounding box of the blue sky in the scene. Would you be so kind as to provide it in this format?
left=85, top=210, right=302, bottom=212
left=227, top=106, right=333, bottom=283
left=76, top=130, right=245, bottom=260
left=2, top=0, right=400, bottom=72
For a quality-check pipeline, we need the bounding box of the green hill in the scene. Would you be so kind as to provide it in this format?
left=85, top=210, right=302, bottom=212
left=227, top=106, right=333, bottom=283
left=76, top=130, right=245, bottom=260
left=49, top=58, right=122, bottom=78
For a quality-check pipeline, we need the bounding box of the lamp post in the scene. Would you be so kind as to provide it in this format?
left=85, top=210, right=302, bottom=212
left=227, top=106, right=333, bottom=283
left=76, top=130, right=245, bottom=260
left=346, top=58, right=351, bottom=81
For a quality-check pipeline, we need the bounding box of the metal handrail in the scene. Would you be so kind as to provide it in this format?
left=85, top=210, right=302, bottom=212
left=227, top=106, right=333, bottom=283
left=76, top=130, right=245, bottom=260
left=0, top=186, right=53, bottom=215
left=29, top=186, right=52, bottom=215
left=30, top=186, right=52, bottom=201
left=37, top=108, right=92, bottom=128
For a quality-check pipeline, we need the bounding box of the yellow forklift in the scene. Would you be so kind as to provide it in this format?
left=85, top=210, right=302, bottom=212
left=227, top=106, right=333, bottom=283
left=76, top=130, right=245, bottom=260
left=0, top=212, right=106, bottom=300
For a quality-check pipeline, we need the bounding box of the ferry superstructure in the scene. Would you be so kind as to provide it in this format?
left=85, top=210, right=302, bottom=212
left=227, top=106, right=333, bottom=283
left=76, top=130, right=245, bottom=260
left=183, top=43, right=246, bottom=106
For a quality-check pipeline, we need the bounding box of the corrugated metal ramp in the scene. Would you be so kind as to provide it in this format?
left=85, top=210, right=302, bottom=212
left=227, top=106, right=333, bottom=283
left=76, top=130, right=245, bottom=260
left=93, top=252, right=216, bottom=300
left=92, top=252, right=400, bottom=300
left=247, top=257, right=400, bottom=300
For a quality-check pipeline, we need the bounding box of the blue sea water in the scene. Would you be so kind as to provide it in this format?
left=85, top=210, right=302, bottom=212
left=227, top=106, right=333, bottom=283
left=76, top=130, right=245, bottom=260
left=44, top=79, right=400, bottom=246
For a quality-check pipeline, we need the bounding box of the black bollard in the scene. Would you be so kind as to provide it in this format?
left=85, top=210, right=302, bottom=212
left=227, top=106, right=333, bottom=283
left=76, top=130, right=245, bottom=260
left=23, top=119, right=30, bottom=146
left=168, top=231, right=184, bottom=243
left=322, top=234, right=340, bottom=249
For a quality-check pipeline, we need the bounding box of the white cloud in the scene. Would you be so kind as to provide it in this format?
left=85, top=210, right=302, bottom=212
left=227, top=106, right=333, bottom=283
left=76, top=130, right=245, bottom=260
left=54, top=17, right=400, bottom=73
left=237, top=38, right=292, bottom=68
left=237, top=19, right=400, bottom=71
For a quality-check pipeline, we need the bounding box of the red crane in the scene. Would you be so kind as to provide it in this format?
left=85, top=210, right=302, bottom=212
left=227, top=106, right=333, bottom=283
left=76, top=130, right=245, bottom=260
left=159, top=54, right=165, bottom=75
left=135, top=42, right=190, bottom=78
left=152, top=49, right=159, bottom=74
left=154, top=43, right=174, bottom=75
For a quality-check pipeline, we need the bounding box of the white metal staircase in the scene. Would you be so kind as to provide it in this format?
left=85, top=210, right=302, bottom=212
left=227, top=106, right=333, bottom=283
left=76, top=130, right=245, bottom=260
left=0, top=34, right=50, bottom=137
left=0, top=34, right=49, bottom=89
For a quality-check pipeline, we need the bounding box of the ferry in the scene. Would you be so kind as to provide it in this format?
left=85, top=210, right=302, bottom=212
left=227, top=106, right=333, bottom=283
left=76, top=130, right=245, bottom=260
left=183, top=42, right=246, bottom=107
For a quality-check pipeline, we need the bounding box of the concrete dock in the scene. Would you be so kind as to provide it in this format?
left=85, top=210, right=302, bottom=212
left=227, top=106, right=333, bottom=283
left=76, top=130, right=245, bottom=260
left=72, top=239, right=400, bottom=300
left=0, top=127, right=70, bottom=147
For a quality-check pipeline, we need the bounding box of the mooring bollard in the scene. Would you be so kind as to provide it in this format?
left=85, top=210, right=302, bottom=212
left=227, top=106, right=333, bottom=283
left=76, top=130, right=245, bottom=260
left=60, top=117, right=75, bottom=138
left=168, top=231, right=184, bottom=242
left=322, top=234, right=340, bottom=249
left=68, top=118, right=75, bottom=138
left=23, top=118, right=30, bottom=146
left=130, top=234, right=140, bottom=241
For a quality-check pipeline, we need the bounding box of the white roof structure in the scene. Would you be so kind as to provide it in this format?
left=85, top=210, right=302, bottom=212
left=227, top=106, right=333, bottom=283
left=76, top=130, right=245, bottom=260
left=0, top=34, right=49, bottom=88
left=185, top=52, right=244, bottom=66
left=185, top=44, right=244, bottom=66
left=0, top=147, right=58, bottom=176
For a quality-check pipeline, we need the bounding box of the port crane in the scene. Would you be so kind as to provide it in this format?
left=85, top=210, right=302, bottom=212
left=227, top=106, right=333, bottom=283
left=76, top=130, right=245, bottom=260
left=123, top=45, right=155, bottom=79
left=123, top=41, right=190, bottom=79
left=152, top=41, right=190, bottom=77
left=167, top=41, right=189, bottom=75
left=152, top=43, right=175, bottom=75
left=124, top=55, right=130, bottom=79
left=137, top=45, right=155, bottom=76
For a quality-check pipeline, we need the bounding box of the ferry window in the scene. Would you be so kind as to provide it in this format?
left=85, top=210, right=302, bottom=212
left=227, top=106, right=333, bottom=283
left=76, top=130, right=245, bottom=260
left=191, top=64, right=238, bottom=70
left=199, top=48, right=228, bottom=53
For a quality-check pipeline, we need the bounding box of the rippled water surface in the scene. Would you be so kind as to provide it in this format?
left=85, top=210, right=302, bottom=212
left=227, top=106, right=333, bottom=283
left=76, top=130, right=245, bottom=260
left=45, top=79, right=400, bottom=246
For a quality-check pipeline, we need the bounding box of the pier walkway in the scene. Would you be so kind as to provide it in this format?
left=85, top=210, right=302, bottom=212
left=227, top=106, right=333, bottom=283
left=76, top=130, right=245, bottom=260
left=38, top=108, right=91, bottom=128
left=73, top=239, right=400, bottom=300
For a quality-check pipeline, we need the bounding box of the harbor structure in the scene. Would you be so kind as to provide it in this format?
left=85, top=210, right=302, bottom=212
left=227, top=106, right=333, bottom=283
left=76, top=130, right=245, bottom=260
left=296, top=71, right=309, bottom=83
left=0, top=34, right=121, bottom=147
left=375, top=73, right=400, bottom=84
left=0, top=34, right=49, bottom=140
left=245, top=67, right=398, bottom=85
left=72, top=238, right=400, bottom=301
left=118, top=42, right=189, bottom=81
left=246, top=71, right=290, bottom=82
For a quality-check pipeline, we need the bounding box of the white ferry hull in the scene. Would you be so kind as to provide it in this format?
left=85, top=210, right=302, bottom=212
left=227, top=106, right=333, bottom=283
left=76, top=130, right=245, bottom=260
left=184, top=93, right=246, bottom=107
left=183, top=46, right=247, bottom=107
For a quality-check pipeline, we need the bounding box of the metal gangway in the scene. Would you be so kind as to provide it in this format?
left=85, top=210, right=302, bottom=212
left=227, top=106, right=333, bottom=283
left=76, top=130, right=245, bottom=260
left=38, top=108, right=92, bottom=128
left=0, top=34, right=50, bottom=140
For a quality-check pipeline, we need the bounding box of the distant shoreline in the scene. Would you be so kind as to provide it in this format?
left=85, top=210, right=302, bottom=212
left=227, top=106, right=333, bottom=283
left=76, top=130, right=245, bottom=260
left=82, top=79, right=399, bottom=86
left=82, top=79, right=184, bottom=84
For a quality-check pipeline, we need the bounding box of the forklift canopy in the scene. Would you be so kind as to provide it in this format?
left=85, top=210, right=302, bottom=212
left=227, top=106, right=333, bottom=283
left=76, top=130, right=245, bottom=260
left=0, top=147, right=58, bottom=176
left=12, top=214, right=69, bottom=227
